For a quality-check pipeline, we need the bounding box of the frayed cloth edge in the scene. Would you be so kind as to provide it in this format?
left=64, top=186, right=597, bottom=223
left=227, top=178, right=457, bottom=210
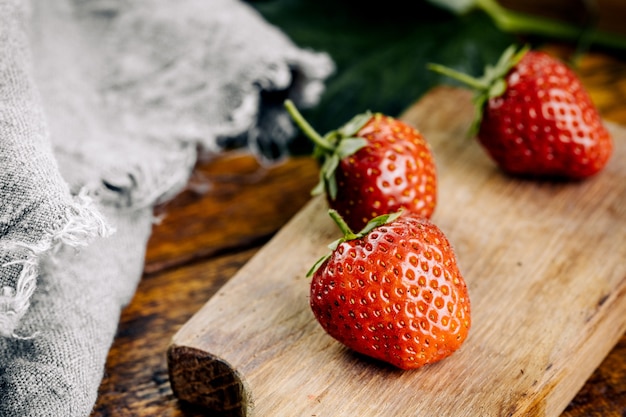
left=0, top=189, right=113, bottom=338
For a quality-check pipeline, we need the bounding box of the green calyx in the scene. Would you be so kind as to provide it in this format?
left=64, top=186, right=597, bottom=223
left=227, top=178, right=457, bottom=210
left=284, top=99, right=369, bottom=200
left=427, top=44, right=529, bottom=137
left=306, top=209, right=403, bottom=277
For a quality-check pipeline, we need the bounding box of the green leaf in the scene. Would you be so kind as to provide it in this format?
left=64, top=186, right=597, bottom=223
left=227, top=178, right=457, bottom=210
left=337, top=112, right=372, bottom=137
left=469, top=94, right=487, bottom=137
left=355, top=210, right=403, bottom=238
left=318, top=153, right=340, bottom=199
left=488, top=78, right=506, bottom=98
left=495, top=44, right=517, bottom=70
left=336, top=137, right=367, bottom=159
left=326, top=175, right=338, bottom=201
left=311, top=172, right=325, bottom=196
left=327, top=238, right=343, bottom=251
left=322, top=154, right=340, bottom=180
left=306, top=254, right=331, bottom=277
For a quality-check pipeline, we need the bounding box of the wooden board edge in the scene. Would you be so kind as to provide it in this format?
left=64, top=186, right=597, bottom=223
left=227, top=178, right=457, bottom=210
left=167, top=344, right=250, bottom=417
left=544, top=275, right=626, bottom=416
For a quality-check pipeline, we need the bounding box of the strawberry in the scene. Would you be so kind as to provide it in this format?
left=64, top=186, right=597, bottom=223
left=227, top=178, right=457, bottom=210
left=308, top=210, right=471, bottom=370
left=429, top=45, right=613, bottom=179
left=284, top=100, right=437, bottom=231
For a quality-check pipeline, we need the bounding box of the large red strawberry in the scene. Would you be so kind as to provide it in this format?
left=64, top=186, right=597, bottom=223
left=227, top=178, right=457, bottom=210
left=429, top=45, right=613, bottom=179
left=308, top=210, right=471, bottom=370
left=284, top=100, right=437, bottom=231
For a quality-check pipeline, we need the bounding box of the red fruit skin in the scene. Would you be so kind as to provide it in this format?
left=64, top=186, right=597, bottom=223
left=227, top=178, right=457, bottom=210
left=310, top=214, right=470, bottom=370
left=330, top=114, right=437, bottom=231
left=479, top=51, right=612, bottom=179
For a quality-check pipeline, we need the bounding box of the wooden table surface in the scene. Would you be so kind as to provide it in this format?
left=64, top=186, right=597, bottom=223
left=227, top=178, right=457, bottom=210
left=90, top=46, right=626, bottom=416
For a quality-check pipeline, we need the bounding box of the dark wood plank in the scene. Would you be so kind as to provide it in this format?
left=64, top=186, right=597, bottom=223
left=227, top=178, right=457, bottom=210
left=144, top=153, right=319, bottom=273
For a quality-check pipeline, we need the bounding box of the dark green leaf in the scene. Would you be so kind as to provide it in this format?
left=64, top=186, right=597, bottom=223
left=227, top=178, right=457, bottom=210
left=250, top=0, right=516, bottom=147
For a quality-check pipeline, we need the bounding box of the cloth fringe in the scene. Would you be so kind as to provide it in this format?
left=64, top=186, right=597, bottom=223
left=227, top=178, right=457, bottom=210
left=0, top=189, right=112, bottom=338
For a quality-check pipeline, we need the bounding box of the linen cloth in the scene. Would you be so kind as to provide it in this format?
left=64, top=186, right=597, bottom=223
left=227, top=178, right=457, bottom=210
left=0, top=0, right=333, bottom=415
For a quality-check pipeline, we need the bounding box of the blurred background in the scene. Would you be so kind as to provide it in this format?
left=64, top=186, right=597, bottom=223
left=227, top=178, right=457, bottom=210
left=248, top=0, right=626, bottom=155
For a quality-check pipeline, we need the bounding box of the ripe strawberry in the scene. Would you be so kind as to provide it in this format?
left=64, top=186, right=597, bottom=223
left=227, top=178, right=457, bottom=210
left=308, top=210, right=471, bottom=370
left=284, top=100, right=437, bottom=231
left=429, top=45, right=613, bottom=179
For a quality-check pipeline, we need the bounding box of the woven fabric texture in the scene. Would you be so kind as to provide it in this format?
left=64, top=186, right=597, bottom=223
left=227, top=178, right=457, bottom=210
left=0, top=0, right=333, bottom=415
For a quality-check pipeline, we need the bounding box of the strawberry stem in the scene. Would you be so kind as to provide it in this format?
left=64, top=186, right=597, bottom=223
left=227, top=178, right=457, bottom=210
left=426, top=63, right=488, bottom=91
left=284, top=100, right=370, bottom=201
left=328, top=209, right=356, bottom=240
left=284, top=99, right=334, bottom=152
left=428, top=44, right=529, bottom=137
left=475, top=0, right=626, bottom=50
left=307, top=209, right=404, bottom=277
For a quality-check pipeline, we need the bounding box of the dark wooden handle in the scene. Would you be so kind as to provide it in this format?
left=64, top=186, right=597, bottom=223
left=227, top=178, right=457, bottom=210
left=168, top=345, right=247, bottom=417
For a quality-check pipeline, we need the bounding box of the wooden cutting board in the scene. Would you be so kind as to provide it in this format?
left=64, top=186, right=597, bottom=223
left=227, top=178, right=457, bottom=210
left=167, top=86, right=626, bottom=417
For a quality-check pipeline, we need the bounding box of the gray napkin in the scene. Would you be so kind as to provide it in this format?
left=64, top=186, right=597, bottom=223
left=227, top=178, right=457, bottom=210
left=0, top=0, right=333, bottom=415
